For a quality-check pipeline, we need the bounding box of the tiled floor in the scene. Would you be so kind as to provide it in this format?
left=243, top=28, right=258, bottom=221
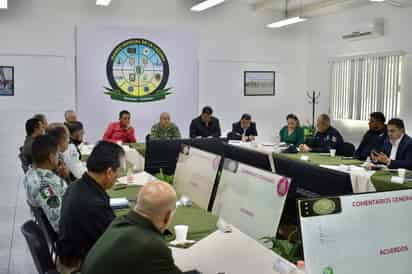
left=0, top=158, right=37, bottom=274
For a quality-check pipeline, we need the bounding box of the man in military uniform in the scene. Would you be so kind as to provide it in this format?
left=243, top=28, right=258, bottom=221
left=300, top=114, right=344, bottom=155
left=150, top=112, right=181, bottom=140
left=23, top=135, right=67, bottom=232
left=81, top=181, right=184, bottom=274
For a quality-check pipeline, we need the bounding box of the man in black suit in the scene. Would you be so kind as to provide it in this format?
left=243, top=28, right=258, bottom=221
left=354, top=112, right=387, bottom=160
left=189, top=106, right=221, bottom=138
left=372, top=118, right=412, bottom=170
left=228, top=113, right=258, bottom=142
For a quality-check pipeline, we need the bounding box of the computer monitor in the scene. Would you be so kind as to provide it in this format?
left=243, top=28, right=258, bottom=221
left=299, top=189, right=412, bottom=274
left=144, top=138, right=227, bottom=175
left=273, top=155, right=353, bottom=225
left=213, top=159, right=291, bottom=241
left=222, top=143, right=272, bottom=172
left=144, top=138, right=191, bottom=175
left=173, top=145, right=222, bottom=210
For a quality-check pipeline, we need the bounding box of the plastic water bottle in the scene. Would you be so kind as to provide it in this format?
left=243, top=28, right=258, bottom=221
left=127, top=167, right=134, bottom=184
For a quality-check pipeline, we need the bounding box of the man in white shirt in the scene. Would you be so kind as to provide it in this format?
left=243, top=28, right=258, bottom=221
left=372, top=118, right=412, bottom=170
left=63, top=121, right=87, bottom=179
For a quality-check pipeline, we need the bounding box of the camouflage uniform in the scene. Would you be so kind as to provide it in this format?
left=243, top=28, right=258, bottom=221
left=23, top=167, right=67, bottom=232
left=150, top=122, right=181, bottom=140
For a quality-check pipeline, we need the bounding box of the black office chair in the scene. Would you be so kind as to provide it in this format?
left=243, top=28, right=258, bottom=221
left=27, top=202, right=58, bottom=257
left=21, top=220, right=59, bottom=274
left=343, top=142, right=356, bottom=157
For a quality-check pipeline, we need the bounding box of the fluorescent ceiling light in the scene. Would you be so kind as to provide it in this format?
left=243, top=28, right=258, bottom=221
left=266, top=16, right=307, bottom=28
left=0, top=0, right=8, bottom=9
left=191, top=0, right=225, bottom=12
left=96, top=0, right=112, bottom=6
left=369, top=0, right=385, bottom=2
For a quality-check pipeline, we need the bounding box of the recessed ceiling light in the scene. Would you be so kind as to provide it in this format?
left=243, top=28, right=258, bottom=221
left=96, top=0, right=112, bottom=7
left=266, top=16, right=308, bottom=28
left=0, top=0, right=8, bottom=9
left=191, top=0, right=225, bottom=12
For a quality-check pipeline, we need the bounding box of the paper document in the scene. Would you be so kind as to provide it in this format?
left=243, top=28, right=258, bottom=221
left=300, top=189, right=412, bottom=274
left=213, top=159, right=291, bottom=241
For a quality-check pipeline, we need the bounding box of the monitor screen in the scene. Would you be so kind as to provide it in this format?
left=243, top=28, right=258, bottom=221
left=299, top=189, right=412, bottom=274
left=213, top=159, right=291, bottom=241
left=173, top=145, right=222, bottom=210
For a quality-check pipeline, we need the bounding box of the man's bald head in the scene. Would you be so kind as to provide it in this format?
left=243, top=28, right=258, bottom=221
left=159, top=112, right=171, bottom=129
left=135, top=181, right=177, bottom=232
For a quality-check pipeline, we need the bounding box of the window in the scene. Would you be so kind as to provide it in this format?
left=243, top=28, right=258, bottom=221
left=330, top=52, right=403, bottom=121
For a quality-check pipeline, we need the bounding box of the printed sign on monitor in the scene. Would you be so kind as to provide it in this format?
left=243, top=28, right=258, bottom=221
left=173, top=145, right=221, bottom=210
left=213, top=159, right=291, bottom=241
left=299, top=189, right=412, bottom=274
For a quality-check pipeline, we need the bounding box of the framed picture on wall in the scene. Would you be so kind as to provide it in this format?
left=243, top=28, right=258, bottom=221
left=244, top=71, right=275, bottom=96
left=0, top=66, right=14, bottom=96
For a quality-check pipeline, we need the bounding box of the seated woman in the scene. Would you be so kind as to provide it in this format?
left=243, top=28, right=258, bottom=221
left=279, top=114, right=304, bottom=146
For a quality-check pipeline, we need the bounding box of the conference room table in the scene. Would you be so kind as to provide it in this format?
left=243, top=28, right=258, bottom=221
left=84, top=142, right=412, bottom=193
left=107, top=184, right=219, bottom=242
left=275, top=152, right=412, bottom=192
left=107, top=181, right=302, bottom=274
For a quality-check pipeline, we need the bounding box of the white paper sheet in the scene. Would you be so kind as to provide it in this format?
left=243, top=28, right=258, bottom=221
left=300, top=190, right=412, bottom=274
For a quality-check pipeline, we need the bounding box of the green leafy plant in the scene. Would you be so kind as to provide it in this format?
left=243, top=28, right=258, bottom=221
left=261, top=229, right=302, bottom=263
left=155, top=169, right=174, bottom=185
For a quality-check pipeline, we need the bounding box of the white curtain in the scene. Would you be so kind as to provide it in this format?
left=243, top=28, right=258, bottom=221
left=330, top=53, right=403, bottom=121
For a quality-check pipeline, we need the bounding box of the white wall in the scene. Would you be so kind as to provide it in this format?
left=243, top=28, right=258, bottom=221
left=303, top=4, right=412, bottom=145
left=0, top=0, right=308, bottom=154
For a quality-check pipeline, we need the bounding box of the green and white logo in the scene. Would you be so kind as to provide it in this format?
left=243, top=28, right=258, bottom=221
left=105, top=38, right=172, bottom=102
left=323, top=266, right=334, bottom=274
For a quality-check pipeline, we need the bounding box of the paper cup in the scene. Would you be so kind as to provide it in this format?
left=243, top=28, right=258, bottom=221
left=174, top=225, right=188, bottom=243
left=398, top=168, right=406, bottom=178
left=330, top=149, right=336, bottom=157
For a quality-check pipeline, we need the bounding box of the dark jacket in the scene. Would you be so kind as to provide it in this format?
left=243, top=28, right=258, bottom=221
left=57, top=173, right=115, bottom=265
left=189, top=116, right=221, bottom=138
left=354, top=127, right=387, bottom=160
left=306, top=126, right=344, bottom=155
left=382, top=134, right=412, bottom=170
left=81, top=210, right=182, bottom=274
left=228, top=121, right=258, bottom=141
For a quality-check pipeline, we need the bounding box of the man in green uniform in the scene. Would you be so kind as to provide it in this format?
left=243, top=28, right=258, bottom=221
left=150, top=112, right=181, bottom=140
left=23, top=135, right=67, bottom=232
left=81, top=181, right=185, bottom=274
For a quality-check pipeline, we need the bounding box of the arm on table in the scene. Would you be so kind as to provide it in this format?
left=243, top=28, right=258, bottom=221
left=127, top=127, right=137, bottom=143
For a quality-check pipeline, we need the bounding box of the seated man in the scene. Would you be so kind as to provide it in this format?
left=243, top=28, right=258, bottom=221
left=189, top=106, right=221, bottom=138
left=228, top=113, right=258, bottom=142
left=82, top=181, right=184, bottom=274
left=354, top=112, right=387, bottom=160
left=56, top=141, right=125, bottom=273
left=372, top=118, right=412, bottom=170
left=46, top=123, right=72, bottom=182
left=150, top=112, right=181, bottom=140
left=103, top=110, right=137, bottom=143
left=64, top=110, right=77, bottom=123
left=23, top=135, right=67, bottom=232
left=62, top=121, right=87, bottom=179
left=300, top=114, right=344, bottom=155
left=21, top=118, right=45, bottom=171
